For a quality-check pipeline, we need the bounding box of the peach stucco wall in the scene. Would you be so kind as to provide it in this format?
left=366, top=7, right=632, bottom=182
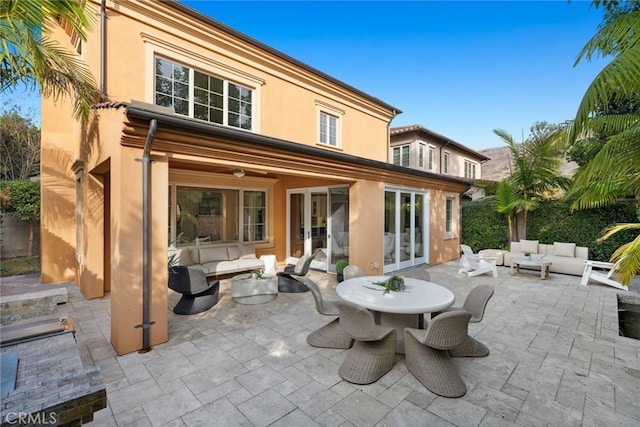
left=40, top=0, right=467, bottom=355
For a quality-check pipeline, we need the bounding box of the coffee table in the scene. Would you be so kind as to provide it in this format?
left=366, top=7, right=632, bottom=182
left=230, top=273, right=278, bottom=304
left=510, top=257, right=552, bottom=279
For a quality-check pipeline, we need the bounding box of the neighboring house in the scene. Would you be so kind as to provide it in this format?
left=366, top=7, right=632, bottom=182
left=41, top=0, right=470, bottom=354
left=390, top=125, right=490, bottom=200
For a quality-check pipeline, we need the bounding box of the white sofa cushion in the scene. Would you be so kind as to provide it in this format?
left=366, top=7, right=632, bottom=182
left=199, top=246, right=231, bottom=263
left=520, top=239, right=539, bottom=254
left=168, top=248, right=193, bottom=266
left=553, top=242, right=576, bottom=257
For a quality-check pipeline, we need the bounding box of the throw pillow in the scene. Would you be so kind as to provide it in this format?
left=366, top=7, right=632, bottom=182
left=519, top=239, right=539, bottom=254
left=238, top=242, right=255, bottom=257
left=294, top=254, right=310, bottom=275
left=554, top=242, right=576, bottom=257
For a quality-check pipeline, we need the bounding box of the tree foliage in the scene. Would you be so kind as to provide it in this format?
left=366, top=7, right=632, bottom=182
left=0, top=104, right=40, bottom=180
left=0, top=179, right=40, bottom=257
left=0, top=0, right=101, bottom=123
left=492, top=121, right=570, bottom=239
left=566, top=0, right=640, bottom=284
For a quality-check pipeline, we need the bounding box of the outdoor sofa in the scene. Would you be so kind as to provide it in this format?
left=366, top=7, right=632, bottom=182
left=169, top=242, right=264, bottom=277
left=504, top=240, right=588, bottom=276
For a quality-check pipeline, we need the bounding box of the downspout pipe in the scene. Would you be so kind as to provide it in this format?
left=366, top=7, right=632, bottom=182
left=100, top=0, right=106, bottom=96
left=136, top=119, right=157, bottom=352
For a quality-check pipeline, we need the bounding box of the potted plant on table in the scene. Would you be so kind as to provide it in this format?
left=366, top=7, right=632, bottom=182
left=523, top=252, right=531, bottom=260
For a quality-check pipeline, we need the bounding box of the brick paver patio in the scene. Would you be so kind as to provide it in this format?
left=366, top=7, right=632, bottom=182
left=4, top=261, right=640, bottom=426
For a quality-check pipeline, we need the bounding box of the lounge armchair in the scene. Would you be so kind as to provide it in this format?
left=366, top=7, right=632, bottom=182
left=304, top=278, right=354, bottom=349
left=277, top=251, right=318, bottom=293
left=404, top=311, right=472, bottom=397
left=168, top=266, right=219, bottom=315
left=336, top=301, right=396, bottom=384
left=458, top=244, right=498, bottom=278
left=581, top=260, right=627, bottom=290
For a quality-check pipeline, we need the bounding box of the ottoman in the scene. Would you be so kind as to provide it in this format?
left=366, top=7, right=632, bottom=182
left=477, top=249, right=507, bottom=266
left=231, top=273, right=278, bottom=304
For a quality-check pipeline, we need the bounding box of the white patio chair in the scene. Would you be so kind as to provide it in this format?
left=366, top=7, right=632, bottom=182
left=458, top=245, right=498, bottom=278
left=581, top=260, right=627, bottom=290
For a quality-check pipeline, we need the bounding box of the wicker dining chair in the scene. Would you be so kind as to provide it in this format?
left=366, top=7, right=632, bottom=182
left=304, top=278, right=354, bottom=349
left=343, top=265, right=365, bottom=281
left=404, top=310, right=472, bottom=397
left=432, top=284, right=494, bottom=357
left=336, top=301, right=396, bottom=385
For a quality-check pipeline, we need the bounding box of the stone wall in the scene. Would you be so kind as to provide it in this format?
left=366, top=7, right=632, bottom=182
left=0, top=288, right=67, bottom=325
left=0, top=214, right=40, bottom=259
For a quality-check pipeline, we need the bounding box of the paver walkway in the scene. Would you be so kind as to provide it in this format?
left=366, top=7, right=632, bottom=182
left=4, top=262, right=640, bottom=426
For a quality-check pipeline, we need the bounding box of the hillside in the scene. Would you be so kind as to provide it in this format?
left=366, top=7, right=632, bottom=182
left=479, top=146, right=579, bottom=182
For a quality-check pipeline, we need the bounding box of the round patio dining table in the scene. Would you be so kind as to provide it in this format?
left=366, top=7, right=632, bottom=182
left=336, top=276, right=455, bottom=353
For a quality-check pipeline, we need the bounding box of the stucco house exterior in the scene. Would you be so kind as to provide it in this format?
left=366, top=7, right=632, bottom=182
left=41, top=0, right=471, bottom=354
left=390, top=125, right=489, bottom=200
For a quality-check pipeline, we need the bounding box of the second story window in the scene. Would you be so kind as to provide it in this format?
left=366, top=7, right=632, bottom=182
left=428, top=146, right=434, bottom=170
left=464, top=160, right=477, bottom=179
left=319, top=111, right=338, bottom=146
left=392, top=145, right=410, bottom=167
left=419, top=144, right=425, bottom=168
left=155, top=57, right=253, bottom=130
left=443, top=151, right=450, bottom=174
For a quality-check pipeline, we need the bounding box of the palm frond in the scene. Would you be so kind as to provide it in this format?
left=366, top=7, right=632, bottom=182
left=571, top=45, right=640, bottom=140
left=598, top=223, right=640, bottom=285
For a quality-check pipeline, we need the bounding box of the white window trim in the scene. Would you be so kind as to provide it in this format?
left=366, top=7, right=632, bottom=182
left=169, top=181, right=270, bottom=245
left=143, top=34, right=263, bottom=132
left=444, top=194, right=457, bottom=239
left=464, top=159, right=478, bottom=179
left=428, top=145, right=435, bottom=171
left=392, top=145, right=410, bottom=167
left=418, top=144, right=425, bottom=169
left=315, top=100, right=344, bottom=148
left=443, top=151, right=450, bottom=174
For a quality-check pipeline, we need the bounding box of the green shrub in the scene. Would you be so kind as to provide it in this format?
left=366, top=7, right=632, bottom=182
left=462, top=198, right=639, bottom=262
left=461, top=199, right=508, bottom=252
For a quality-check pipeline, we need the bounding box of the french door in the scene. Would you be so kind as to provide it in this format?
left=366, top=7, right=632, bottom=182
left=286, top=186, right=349, bottom=273
left=383, top=189, right=428, bottom=273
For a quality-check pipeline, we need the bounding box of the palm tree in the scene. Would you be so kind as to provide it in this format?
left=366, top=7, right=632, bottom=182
left=567, top=1, right=640, bottom=284
left=493, top=124, right=570, bottom=239
left=1, top=0, right=101, bottom=122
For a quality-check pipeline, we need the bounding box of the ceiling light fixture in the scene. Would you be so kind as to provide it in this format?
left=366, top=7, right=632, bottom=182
left=233, top=169, right=245, bottom=178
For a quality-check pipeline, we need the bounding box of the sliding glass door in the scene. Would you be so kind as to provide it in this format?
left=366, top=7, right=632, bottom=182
left=384, top=188, right=428, bottom=273
left=287, top=186, right=349, bottom=273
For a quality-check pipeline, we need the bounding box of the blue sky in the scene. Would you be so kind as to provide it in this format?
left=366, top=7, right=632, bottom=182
left=6, top=1, right=608, bottom=152
left=183, top=0, right=608, bottom=151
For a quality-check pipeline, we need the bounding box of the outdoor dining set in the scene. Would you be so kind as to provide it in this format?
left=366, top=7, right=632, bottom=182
left=168, top=247, right=497, bottom=398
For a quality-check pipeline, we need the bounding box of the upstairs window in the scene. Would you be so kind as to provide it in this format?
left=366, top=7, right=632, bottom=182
left=392, top=145, right=410, bottom=167
left=155, top=57, right=253, bottom=130
left=464, top=160, right=477, bottom=179
left=319, top=111, right=338, bottom=146
left=428, top=146, right=435, bottom=170
left=443, top=151, right=450, bottom=174
left=419, top=144, right=425, bottom=168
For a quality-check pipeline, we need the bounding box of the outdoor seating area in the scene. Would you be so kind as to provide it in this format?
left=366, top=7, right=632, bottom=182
left=3, top=261, right=639, bottom=426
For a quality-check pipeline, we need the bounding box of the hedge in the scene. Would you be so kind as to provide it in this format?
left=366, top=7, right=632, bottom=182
left=462, top=198, right=639, bottom=262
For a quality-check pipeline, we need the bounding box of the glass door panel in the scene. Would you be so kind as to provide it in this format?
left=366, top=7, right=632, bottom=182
left=384, top=191, right=397, bottom=268
left=310, top=192, right=328, bottom=270
left=399, top=192, right=412, bottom=266
left=414, top=194, right=426, bottom=264
left=289, top=192, right=305, bottom=258
left=329, top=187, right=349, bottom=273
